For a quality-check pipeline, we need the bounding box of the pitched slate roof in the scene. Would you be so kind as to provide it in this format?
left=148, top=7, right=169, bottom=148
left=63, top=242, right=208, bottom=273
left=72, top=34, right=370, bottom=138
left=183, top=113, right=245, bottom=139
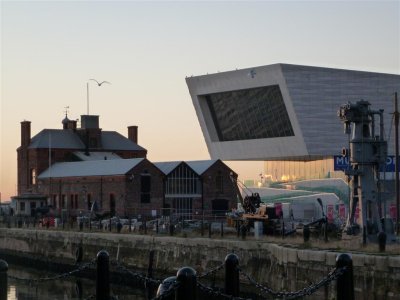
left=101, top=131, right=146, bottom=151
left=29, top=129, right=85, bottom=149
left=154, top=160, right=220, bottom=176
left=27, top=129, right=146, bottom=152
left=38, top=158, right=145, bottom=178
left=153, top=161, right=182, bottom=175
left=186, top=160, right=219, bottom=175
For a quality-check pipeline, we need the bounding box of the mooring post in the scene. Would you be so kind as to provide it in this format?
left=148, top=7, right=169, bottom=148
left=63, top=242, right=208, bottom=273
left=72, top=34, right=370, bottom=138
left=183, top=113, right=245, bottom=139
left=378, top=231, right=386, bottom=252
left=323, top=223, right=328, bottom=242
left=240, top=224, right=246, bottom=240
left=146, top=250, right=155, bottom=299
left=147, top=250, right=155, bottom=279
left=96, top=250, right=110, bottom=300
left=303, top=225, right=310, bottom=242
left=224, top=253, right=239, bottom=297
left=156, top=276, right=177, bottom=297
left=156, top=219, right=159, bottom=234
left=176, top=267, right=197, bottom=300
left=336, top=253, right=354, bottom=300
left=0, top=260, right=8, bottom=300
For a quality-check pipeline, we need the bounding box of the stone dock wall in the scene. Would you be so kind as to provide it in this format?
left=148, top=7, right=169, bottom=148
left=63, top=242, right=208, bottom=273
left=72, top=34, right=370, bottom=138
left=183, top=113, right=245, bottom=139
left=0, top=228, right=399, bottom=299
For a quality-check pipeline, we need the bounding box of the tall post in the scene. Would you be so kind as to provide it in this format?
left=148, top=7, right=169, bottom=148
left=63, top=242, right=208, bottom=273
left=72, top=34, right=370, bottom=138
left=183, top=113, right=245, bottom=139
left=395, top=92, right=400, bottom=235
left=176, top=267, right=197, bottom=300
left=224, top=254, right=240, bottom=296
left=96, top=250, right=110, bottom=300
left=0, top=260, right=8, bottom=300
left=87, top=82, right=89, bottom=115
left=336, top=253, right=354, bottom=300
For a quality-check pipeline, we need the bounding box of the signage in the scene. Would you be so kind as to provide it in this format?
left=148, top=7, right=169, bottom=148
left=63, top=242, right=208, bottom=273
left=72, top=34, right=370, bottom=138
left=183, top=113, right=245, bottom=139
left=334, top=155, right=396, bottom=172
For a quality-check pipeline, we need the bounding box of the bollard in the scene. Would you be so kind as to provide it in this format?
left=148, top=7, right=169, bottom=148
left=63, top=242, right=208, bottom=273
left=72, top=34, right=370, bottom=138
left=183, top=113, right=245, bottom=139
left=75, top=245, right=83, bottom=264
left=240, top=224, right=246, bottom=240
left=208, top=222, right=212, bottom=238
left=224, top=254, right=239, bottom=296
left=336, top=253, right=354, bottom=300
left=147, top=250, right=155, bottom=279
left=322, top=223, right=328, bottom=242
left=156, top=276, right=177, bottom=297
left=96, top=250, right=110, bottom=300
left=378, top=231, right=386, bottom=252
left=0, top=260, right=8, bottom=300
left=169, top=223, right=174, bottom=236
left=362, top=226, right=367, bottom=245
left=303, top=225, right=310, bottom=242
left=176, top=267, right=197, bottom=300
left=117, top=222, right=122, bottom=233
left=220, top=221, right=224, bottom=238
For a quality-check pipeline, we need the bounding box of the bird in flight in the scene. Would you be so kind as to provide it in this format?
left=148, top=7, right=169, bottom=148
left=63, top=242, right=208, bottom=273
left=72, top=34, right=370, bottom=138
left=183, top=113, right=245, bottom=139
left=89, top=79, right=111, bottom=86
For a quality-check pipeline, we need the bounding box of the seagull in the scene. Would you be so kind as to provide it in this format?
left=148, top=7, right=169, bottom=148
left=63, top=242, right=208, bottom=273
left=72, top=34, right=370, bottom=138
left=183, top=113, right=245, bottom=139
left=89, top=79, right=111, bottom=86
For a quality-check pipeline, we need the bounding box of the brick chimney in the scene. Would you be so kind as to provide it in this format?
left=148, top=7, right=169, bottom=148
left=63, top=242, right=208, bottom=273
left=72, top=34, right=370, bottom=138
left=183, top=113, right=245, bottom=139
left=128, top=126, right=138, bottom=144
left=21, top=121, right=31, bottom=147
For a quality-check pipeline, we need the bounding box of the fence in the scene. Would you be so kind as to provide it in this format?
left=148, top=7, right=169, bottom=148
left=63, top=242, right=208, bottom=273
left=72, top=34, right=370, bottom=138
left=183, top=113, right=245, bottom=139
left=0, top=250, right=354, bottom=300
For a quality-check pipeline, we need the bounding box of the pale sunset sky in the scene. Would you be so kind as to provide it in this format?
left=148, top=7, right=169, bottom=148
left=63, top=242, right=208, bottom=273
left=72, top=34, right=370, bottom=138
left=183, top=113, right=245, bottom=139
left=1, top=1, right=399, bottom=201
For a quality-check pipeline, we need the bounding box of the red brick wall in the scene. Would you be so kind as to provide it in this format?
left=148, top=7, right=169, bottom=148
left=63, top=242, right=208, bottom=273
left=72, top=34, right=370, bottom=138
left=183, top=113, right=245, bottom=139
left=36, top=159, right=165, bottom=218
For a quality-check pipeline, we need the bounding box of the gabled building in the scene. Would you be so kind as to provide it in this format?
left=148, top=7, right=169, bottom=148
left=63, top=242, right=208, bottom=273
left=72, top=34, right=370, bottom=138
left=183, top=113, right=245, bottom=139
left=154, top=160, right=238, bottom=217
left=36, top=158, right=164, bottom=217
left=17, top=114, right=146, bottom=196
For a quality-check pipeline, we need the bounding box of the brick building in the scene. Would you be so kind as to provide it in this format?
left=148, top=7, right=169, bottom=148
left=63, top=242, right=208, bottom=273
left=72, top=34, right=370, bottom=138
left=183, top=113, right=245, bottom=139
left=14, top=114, right=239, bottom=218
left=17, top=114, right=146, bottom=196
left=155, top=160, right=238, bottom=217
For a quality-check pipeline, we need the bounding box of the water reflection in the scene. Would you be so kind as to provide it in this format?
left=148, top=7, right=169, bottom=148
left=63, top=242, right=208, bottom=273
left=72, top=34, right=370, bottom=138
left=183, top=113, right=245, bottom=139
left=7, top=264, right=147, bottom=300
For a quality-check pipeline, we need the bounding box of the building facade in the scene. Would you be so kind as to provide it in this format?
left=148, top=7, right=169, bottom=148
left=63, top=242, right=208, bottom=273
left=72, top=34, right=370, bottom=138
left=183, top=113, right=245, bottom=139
left=14, top=114, right=239, bottom=218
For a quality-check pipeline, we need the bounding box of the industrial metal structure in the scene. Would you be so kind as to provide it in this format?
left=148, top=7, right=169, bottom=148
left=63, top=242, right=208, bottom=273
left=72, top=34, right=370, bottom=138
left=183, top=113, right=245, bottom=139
left=338, top=100, right=387, bottom=237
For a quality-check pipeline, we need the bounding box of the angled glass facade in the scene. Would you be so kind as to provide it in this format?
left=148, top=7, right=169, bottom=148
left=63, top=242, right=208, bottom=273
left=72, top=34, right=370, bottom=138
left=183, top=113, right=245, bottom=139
left=204, top=85, right=294, bottom=141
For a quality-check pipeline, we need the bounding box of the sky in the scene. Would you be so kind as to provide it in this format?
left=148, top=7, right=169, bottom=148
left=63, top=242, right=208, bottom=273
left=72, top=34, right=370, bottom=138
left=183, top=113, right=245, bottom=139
left=1, top=0, right=399, bottom=202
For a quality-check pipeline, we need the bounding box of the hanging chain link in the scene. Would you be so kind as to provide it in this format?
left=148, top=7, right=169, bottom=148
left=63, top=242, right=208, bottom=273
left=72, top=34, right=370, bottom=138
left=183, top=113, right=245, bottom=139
left=197, top=281, right=252, bottom=300
left=8, top=260, right=96, bottom=284
left=239, top=266, right=347, bottom=299
left=197, top=262, right=225, bottom=279
left=110, top=259, right=162, bottom=286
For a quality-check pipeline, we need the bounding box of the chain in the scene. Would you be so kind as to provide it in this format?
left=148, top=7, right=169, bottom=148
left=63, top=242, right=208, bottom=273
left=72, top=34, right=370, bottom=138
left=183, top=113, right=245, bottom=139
left=239, top=266, right=347, bottom=299
left=111, top=260, right=162, bottom=286
left=197, top=262, right=225, bottom=279
left=197, top=281, right=252, bottom=300
left=8, top=260, right=96, bottom=284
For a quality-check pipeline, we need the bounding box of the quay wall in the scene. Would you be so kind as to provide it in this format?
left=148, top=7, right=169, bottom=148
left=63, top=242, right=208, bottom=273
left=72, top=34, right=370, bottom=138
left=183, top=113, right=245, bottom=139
left=0, top=228, right=399, bottom=299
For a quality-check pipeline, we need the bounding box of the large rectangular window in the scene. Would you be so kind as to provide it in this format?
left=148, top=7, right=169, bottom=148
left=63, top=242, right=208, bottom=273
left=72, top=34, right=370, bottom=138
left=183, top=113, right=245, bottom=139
left=204, top=85, right=294, bottom=141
